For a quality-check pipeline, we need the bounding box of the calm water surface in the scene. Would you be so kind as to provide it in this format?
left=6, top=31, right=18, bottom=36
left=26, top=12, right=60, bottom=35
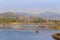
left=0, top=28, right=60, bottom=40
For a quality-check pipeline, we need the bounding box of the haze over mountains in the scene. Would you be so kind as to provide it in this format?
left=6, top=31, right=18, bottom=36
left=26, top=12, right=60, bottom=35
left=0, top=12, right=45, bottom=21
left=0, top=12, right=60, bottom=20
left=38, top=12, right=60, bottom=20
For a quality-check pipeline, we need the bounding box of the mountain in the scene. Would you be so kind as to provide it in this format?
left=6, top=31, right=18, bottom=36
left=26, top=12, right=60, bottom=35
left=0, top=12, right=47, bottom=21
left=38, top=12, right=60, bottom=20
left=17, top=12, right=35, bottom=16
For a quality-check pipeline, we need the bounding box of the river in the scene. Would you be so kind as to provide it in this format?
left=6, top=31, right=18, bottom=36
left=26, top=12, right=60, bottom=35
left=0, top=28, right=60, bottom=40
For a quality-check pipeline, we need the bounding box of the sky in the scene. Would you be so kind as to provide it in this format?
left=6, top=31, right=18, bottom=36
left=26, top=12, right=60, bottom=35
left=0, top=0, right=60, bottom=14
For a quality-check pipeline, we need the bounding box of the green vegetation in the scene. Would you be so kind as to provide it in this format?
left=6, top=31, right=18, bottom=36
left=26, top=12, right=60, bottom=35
left=33, top=19, right=46, bottom=23
left=49, top=20, right=60, bottom=30
left=0, top=18, right=47, bottom=24
left=0, top=18, right=21, bottom=24
left=0, top=17, right=60, bottom=30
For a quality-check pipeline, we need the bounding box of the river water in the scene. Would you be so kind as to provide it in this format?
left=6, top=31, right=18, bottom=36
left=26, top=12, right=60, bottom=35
left=0, top=28, right=60, bottom=40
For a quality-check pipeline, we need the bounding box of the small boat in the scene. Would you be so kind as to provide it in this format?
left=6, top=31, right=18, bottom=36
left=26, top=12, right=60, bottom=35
left=35, top=31, right=39, bottom=33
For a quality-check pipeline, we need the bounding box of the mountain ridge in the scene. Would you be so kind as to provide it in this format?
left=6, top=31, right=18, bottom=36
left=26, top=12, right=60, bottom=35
left=37, top=12, right=60, bottom=20
left=0, top=12, right=47, bottom=21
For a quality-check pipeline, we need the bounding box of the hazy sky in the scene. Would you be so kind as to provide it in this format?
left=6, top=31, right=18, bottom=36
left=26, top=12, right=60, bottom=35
left=0, top=0, right=59, bottom=14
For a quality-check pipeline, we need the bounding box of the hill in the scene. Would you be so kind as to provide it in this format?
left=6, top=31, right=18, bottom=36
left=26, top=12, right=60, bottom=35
left=38, top=12, right=60, bottom=20
left=0, top=12, right=47, bottom=23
